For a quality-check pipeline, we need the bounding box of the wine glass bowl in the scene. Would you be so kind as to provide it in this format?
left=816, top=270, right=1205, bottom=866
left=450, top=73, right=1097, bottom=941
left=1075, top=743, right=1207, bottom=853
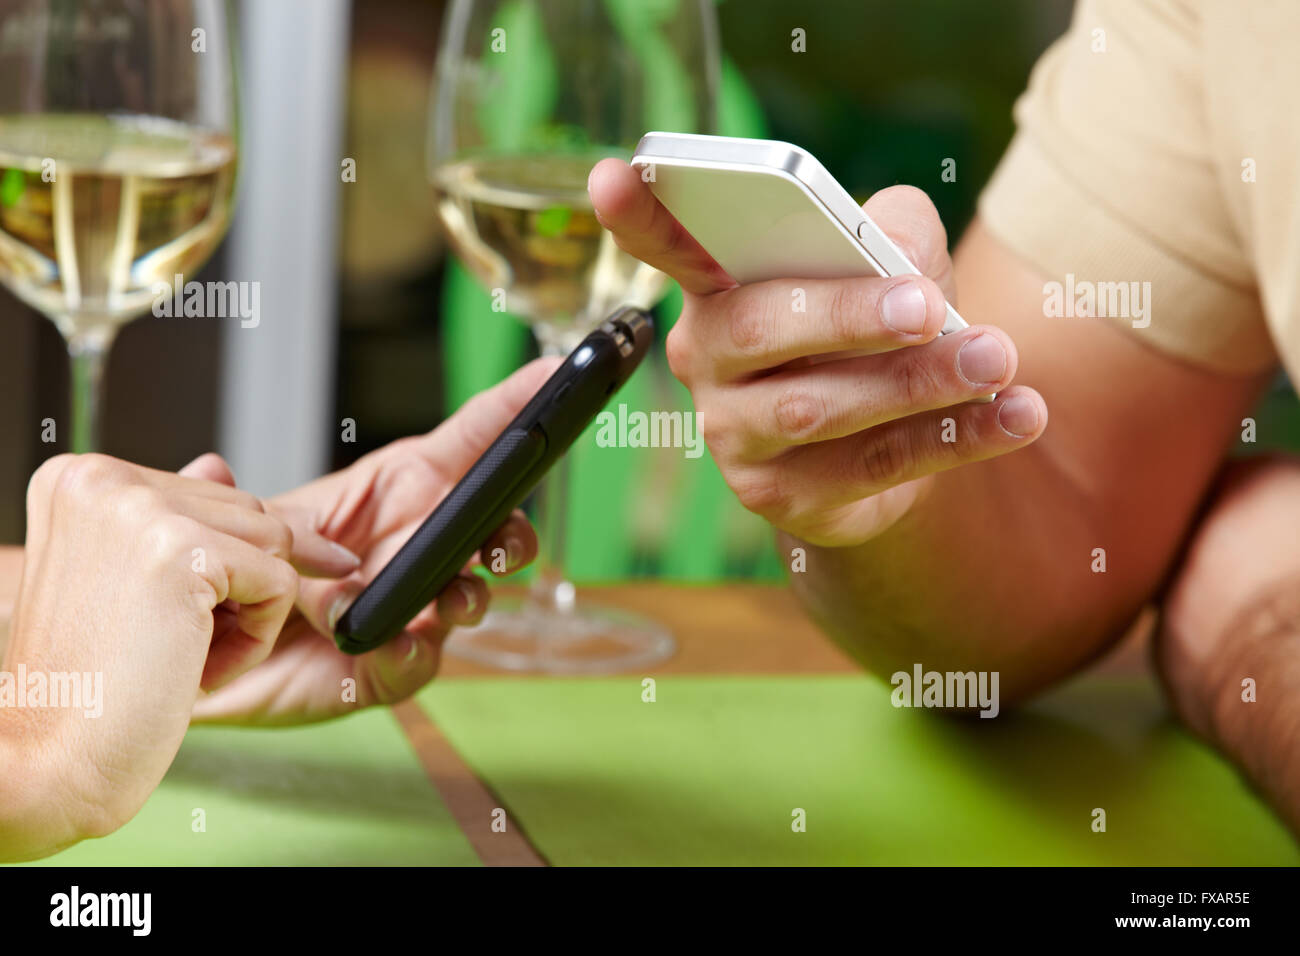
left=0, top=0, right=238, bottom=452
left=432, top=152, right=665, bottom=353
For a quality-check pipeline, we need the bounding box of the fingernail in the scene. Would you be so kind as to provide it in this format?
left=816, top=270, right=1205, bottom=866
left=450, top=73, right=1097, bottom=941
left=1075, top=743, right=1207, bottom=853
left=880, top=280, right=929, bottom=335
left=997, top=395, right=1039, bottom=438
left=504, top=536, right=523, bottom=570
left=328, top=540, right=361, bottom=568
left=328, top=594, right=353, bottom=631
left=957, top=334, right=1007, bottom=386
left=456, top=579, right=478, bottom=617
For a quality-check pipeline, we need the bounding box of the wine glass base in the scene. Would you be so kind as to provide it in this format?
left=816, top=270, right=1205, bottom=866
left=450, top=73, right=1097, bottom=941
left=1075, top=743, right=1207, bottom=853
left=443, top=596, right=675, bottom=674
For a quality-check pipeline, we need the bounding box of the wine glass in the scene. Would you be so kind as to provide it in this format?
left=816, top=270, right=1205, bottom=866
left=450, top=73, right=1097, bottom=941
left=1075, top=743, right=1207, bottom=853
left=0, top=0, right=238, bottom=452
left=429, top=0, right=719, bottom=672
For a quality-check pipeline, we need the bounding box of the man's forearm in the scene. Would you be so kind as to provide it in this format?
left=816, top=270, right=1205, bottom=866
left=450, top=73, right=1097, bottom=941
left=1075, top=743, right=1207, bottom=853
left=1191, top=592, right=1300, bottom=835
left=1156, top=457, right=1300, bottom=837
left=782, top=222, right=1271, bottom=703
left=784, top=437, right=1155, bottom=702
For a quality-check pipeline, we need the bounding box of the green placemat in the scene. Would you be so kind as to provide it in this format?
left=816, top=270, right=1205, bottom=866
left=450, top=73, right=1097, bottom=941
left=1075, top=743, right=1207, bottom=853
left=19, top=708, right=478, bottom=867
left=419, top=673, right=1299, bottom=866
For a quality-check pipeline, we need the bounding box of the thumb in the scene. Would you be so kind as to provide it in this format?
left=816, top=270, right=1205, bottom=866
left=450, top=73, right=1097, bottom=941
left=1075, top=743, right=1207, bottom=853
left=296, top=571, right=367, bottom=640
left=407, top=356, right=562, bottom=478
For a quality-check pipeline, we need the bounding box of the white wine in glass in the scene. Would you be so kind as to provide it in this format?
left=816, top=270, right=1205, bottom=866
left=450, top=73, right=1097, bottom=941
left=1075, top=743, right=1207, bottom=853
left=0, top=1, right=238, bottom=452
left=433, top=153, right=664, bottom=353
left=430, top=0, right=719, bottom=672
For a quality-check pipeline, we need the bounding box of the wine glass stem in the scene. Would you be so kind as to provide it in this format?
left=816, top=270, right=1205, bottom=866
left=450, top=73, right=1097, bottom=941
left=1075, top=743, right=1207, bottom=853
left=65, top=324, right=118, bottom=454
left=530, top=450, right=574, bottom=613
left=529, top=332, right=578, bottom=616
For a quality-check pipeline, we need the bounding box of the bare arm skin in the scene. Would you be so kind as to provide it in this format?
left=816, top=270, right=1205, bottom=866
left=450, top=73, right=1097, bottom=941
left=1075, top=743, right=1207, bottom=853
left=1157, top=456, right=1300, bottom=835
left=785, top=220, right=1271, bottom=702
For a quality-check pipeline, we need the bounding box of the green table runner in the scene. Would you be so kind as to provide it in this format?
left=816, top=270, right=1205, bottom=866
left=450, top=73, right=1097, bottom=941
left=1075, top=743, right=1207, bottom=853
left=420, top=673, right=1298, bottom=866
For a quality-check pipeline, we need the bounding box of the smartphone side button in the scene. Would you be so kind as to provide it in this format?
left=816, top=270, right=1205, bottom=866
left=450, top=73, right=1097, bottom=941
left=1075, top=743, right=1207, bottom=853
left=551, top=381, right=573, bottom=405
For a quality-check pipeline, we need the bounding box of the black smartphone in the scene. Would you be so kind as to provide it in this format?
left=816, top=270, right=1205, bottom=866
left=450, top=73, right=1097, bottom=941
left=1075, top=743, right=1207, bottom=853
left=333, top=306, right=654, bottom=655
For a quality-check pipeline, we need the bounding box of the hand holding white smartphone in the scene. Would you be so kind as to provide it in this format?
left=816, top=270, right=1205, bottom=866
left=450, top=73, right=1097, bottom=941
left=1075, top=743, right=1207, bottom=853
left=630, top=132, right=993, bottom=399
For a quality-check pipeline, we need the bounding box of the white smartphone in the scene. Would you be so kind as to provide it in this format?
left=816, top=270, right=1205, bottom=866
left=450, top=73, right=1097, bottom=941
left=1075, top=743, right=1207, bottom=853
left=631, top=132, right=970, bottom=337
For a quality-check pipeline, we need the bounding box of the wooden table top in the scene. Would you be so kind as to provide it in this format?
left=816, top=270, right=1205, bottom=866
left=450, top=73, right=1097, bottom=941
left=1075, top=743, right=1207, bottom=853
left=435, top=582, right=1152, bottom=679
left=435, top=582, right=859, bottom=678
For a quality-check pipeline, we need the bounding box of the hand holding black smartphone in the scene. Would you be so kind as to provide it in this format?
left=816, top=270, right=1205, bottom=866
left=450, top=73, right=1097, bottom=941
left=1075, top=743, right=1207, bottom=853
left=333, top=306, right=654, bottom=655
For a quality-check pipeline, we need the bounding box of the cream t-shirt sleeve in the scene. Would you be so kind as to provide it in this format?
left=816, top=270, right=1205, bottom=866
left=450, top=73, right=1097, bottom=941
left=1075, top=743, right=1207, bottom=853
left=977, top=0, right=1276, bottom=374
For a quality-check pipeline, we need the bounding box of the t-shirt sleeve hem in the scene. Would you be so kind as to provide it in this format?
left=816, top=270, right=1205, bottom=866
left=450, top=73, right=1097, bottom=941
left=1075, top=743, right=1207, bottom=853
left=977, top=131, right=1277, bottom=375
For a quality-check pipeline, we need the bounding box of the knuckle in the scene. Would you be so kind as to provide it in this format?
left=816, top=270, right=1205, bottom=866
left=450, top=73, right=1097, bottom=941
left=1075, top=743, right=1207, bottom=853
left=725, top=299, right=770, bottom=355
left=696, top=407, right=733, bottom=456
left=377, top=443, right=437, bottom=499
left=826, top=281, right=870, bottom=344
left=138, top=513, right=200, bottom=569
left=51, top=453, right=128, bottom=502
left=772, top=385, right=826, bottom=441
left=859, top=428, right=914, bottom=489
left=109, top=484, right=167, bottom=523
left=730, top=469, right=790, bottom=521
left=934, top=414, right=967, bottom=464
left=891, top=350, right=943, bottom=409
left=664, top=322, right=693, bottom=381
